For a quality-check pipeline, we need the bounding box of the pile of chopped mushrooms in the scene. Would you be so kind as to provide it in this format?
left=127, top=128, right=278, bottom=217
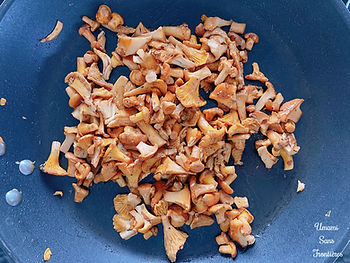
left=41, top=4, right=304, bottom=262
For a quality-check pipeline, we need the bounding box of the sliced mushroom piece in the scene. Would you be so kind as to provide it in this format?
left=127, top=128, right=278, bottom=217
left=169, top=55, right=196, bottom=69
left=136, top=141, right=158, bottom=159
left=219, top=241, right=237, bottom=258
left=265, top=92, right=284, bottom=112
left=103, top=140, right=131, bottom=163
left=136, top=121, right=167, bottom=147
left=60, top=126, right=77, bottom=153
left=72, top=183, right=89, bottom=202
left=113, top=213, right=131, bottom=232
left=169, top=36, right=209, bottom=66
left=216, top=232, right=230, bottom=245
left=111, top=52, right=124, bottom=68
left=256, top=145, right=278, bottom=169
left=141, top=27, right=166, bottom=42
left=40, top=20, right=63, bottom=43
left=233, top=196, right=249, bottom=209
left=219, top=190, right=234, bottom=205
left=116, top=35, right=152, bottom=56
left=65, top=72, right=93, bottom=107
left=133, top=22, right=150, bottom=36
left=208, top=203, right=232, bottom=224
left=254, top=82, right=276, bottom=111
left=119, top=230, right=137, bottom=240
left=297, top=180, right=305, bottom=193
left=189, top=176, right=217, bottom=201
left=184, top=66, right=211, bottom=82
left=167, top=205, right=188, bottom=228
left=164, top=185, right=191, bottom=212
left=87, top=63, right=114, bottom=90
left=156, top=157, right=188, bottom=176
left=162, top=215, right=188, bottom=263
left=190, top=214, right=214, bottom=229
left=137, top=204, right=161, bottom=225
left=94, top=48, right=112, bottom=80
left=278, top=98, right=304, bottom=123
left=138, top=183, right=155, bottom=205
left=206, top=37, right=227, bottom=60
left=104, top=12, right=124, bottom=32
left=229, top=20, right=246, bottom=34
left=214, top=57, right=237, bottom=86
left=163, top=24, right=191, bottom=40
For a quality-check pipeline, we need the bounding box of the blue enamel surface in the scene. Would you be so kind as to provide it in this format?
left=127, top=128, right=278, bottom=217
left=0, top=0, right=349, bottom=262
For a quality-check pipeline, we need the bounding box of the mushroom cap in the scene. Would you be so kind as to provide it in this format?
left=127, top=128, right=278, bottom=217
left=175, top=77, right=206, bottom=108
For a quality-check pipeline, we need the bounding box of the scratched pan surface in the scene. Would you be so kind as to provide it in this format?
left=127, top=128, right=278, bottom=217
left=0, top=0, right=349, bottom=262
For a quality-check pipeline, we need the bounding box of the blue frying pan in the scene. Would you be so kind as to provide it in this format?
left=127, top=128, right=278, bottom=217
left=0, top=0, right=349, bottom=262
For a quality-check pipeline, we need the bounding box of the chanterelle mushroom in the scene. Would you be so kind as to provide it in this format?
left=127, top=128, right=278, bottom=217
left=41, top=141, right=67, bottom=176
left=162, top=215, right=188, bottom=262
left=175, top=77, right=206, bottom=108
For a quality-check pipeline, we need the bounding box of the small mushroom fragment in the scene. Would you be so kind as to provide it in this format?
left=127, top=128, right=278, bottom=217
left=219, top=241, right=237, bottom=258
left=297, top=180, right=305, bottom=193
left=230, top=20, right=246, bottom=34
left=43, top=248, right=52, bottom=261
left=244, top=33, right=259, bottom=51
left=60, top=126, right=77, bottom=153
left=72, top=183, right=89, bottom=202
left=138, top=183, right=155, bottom=205
left=216, top=232, right=230, bottom=245
left=233, top=196, right=249, bottom=208
left=53, top=191, right=63, bottom=197
left=40, top=20, right=63, bottom=43
left=0, top=98, right=6, bottom=106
